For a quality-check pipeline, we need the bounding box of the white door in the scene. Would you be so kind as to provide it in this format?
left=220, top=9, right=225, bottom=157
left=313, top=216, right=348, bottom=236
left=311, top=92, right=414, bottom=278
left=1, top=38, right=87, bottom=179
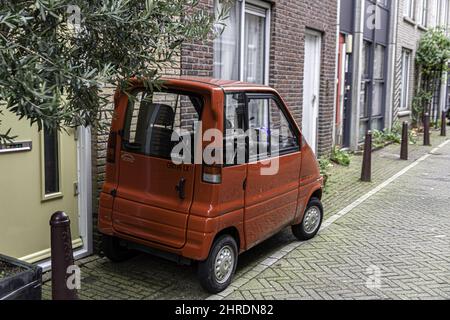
left=302, top=31, right=322, bottom=153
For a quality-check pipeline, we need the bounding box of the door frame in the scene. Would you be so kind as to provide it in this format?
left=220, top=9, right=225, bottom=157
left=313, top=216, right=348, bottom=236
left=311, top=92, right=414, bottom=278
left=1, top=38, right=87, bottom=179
left=302, top=29, right=322, bottom=153
left=37, top=126, right=93, bottom=271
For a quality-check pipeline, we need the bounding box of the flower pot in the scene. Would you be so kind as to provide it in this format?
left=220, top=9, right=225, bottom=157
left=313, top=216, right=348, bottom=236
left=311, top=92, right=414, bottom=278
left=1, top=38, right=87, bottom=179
left=0, top=254, right=42, bottom=300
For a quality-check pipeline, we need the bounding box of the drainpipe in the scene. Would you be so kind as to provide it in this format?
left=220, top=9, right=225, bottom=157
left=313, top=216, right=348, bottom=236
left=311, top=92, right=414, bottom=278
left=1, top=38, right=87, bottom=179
left=384, top=0, right=399, bottom=130
left=332, top=0, right=341, bottom=148
left=349, top=0, right=365, bottom=151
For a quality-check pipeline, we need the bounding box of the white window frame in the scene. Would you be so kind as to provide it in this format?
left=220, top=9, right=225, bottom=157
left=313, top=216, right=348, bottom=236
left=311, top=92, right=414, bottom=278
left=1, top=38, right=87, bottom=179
left=400, top=49, right=412, bottom=111
left=214, top=0, right=271, bottom=85
left=404, top=0, right=415, bottom=19
left=40, top=129, right=63, bottom=201
left=418, top=0, right=429, bottom=26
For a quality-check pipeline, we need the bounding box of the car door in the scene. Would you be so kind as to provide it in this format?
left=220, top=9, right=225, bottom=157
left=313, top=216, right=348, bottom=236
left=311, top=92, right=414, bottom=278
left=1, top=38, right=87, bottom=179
left=112, top=90, right=203, bottom=249
left=244, top=94, right=302, bottom=249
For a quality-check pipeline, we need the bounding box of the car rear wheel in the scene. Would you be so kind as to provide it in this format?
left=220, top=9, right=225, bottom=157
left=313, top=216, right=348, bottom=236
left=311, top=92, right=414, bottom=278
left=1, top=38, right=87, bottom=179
left=292, top=197, right=323, bottom=241
left=198, top=235, right=238, bottom=294
left=102, top=235, right=135, bottom=262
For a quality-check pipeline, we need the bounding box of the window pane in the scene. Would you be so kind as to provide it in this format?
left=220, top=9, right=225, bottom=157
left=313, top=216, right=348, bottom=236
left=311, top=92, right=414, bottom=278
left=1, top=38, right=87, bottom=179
left=44, top=128, right=59, bottom=194
left=372, top=82, right=384, bottom=116
left=400, top=50, right=411, bottom=110
left=123, top=91, right=203, bottom=161
left=359, top=120, right=369, bottom=141
left=244, top=11, right=265, bottom=84
left=270, top=100, right=299, bottom=154
left=248, top=98, right=270, bottom=160
left=361, top=41, right=371, bottom=79
left=371, top=118, right=384, bottom=131
left=374, top=45, right=385, bottom=79
left=213, top=0, right=240, bottom=80
left=360, top=82, right=369, bottom=118
left=224, top=93, right=246, bottom=165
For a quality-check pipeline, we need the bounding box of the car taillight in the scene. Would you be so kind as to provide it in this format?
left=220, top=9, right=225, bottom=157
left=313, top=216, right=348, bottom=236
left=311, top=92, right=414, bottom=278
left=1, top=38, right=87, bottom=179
left=107, top=132, right=117, bottom=163
left=202, top=165, right=222, bottom=184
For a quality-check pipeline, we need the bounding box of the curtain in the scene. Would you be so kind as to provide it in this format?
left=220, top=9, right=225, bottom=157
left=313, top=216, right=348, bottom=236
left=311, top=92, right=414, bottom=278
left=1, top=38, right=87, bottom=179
left=213, top=0, right=240, bottom=80
left=244, top=12, right=265, bottom=84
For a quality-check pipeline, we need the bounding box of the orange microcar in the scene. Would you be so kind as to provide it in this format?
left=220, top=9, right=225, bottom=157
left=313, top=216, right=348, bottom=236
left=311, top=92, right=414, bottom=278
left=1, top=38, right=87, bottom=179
left=98, top=77, right=324, bottom=293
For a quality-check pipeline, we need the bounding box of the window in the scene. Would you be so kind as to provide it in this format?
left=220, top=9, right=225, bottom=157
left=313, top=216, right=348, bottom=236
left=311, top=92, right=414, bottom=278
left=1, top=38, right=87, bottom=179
left=360, top=41, right=372, bottom=138
left=43, top=128, right=60, bottom=195
left=434, top=0, right=441, bottom=26
left=224, top=94, right=299, bottom=164
left=247, top=96, right=298, bottom=161
left=404, top=0, right=415, bottom=19
left=419, top=0, right=429, bottom=26
left=122, top=91, right=203, bottom=162
left=248, top=98, right=270, bottom=160
left=269, top=99, right=299, bottom=154
left=214, top=0, right=270, bottom=84
left=400, top=49, right=412, bottom=111
left=224, top=93, right=247, bottom=165
left=441, top=0, right=449, bottom=27
left=372, top=45, right=386, bottom=131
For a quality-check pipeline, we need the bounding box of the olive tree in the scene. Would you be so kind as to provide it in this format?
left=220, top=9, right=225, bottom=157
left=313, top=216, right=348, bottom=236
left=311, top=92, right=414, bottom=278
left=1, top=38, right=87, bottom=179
left=0, top=0, right=227, bottom=142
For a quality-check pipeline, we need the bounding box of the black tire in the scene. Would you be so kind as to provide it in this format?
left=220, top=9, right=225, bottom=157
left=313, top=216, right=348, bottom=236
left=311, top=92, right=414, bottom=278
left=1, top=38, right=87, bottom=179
left=102, top=235, right=135, bottom=262
left=292, top=197, right=323, bottom=241
left=198, top=235, right=238, bottom=294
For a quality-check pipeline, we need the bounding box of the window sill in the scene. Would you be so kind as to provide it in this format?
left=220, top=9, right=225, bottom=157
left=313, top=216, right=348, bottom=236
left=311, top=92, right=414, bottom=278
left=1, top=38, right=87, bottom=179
left=42, top=192, right=64, bottom=202
left=403, top=16, right=416, bottom=26
left=398, top=110, right=412, bottom=117
left=418, top=24, right=428, bottom=32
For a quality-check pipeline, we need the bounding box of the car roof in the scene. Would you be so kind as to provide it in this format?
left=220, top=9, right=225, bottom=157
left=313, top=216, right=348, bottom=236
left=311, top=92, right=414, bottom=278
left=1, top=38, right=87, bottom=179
left=161, top=76, right=274, bottom=92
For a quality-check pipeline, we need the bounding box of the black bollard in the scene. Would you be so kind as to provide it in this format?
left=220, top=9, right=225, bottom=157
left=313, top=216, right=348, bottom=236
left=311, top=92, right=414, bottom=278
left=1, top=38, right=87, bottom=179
left=423, top=113, right=431, bottom=146
left=50, top=212, right=78, bottom=300
left=361, top=130, right=372, bottom=182
left=400, top=122, right=409, bottom=161
left=441, top=111, right=447, bottom=137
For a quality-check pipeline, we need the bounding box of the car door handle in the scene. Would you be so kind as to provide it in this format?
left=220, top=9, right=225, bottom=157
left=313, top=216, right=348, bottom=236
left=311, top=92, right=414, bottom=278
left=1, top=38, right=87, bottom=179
left=175, top=178, right=186, bottom=200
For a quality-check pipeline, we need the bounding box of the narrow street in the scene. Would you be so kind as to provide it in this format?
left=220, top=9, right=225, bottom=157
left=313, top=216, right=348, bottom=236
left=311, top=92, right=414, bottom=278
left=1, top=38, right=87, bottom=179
left=43, top=134, right=450, bottom=300
left=218, top=139, right=450, bottom=300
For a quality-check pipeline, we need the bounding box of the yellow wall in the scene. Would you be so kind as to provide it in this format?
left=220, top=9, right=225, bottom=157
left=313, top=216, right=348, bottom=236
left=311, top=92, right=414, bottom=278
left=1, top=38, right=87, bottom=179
left=0, top=111, right=80, bottom=261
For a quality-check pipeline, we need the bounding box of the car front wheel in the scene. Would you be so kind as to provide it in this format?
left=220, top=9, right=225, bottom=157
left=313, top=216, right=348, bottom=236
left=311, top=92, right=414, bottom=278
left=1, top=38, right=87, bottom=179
left=292, top=197, right=324, bottom=241
left=198, top=235, right=238, bottom=294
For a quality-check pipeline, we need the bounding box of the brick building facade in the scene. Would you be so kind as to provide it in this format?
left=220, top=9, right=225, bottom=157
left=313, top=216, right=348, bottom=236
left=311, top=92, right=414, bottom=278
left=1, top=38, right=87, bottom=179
left=394, top=0, right=450, bottom=125
left=182, top=0, right=338, bottom=155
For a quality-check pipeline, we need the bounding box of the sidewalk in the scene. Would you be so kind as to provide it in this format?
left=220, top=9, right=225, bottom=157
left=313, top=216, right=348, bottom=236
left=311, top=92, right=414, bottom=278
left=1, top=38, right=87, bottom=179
left=42, top=129, right=449, bottom=300
left=217, top=133, right=450, bottom=300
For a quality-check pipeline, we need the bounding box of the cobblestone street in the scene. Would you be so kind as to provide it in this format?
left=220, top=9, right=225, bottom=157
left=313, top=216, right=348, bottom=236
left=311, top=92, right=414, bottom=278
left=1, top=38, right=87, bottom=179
left=43, top=131, right=450, bottom=300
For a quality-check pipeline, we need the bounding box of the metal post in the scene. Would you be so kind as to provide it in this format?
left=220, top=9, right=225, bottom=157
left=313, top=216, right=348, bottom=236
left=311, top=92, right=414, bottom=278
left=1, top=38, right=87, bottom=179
left=423, top=113, right=431, bottom=146
left=441, top=111, right=447, bottom=137
left=50, top=211, right=78, bottom=300
left=400, top=122, right=409, bottom=161
left=361, top=131, right=372, bottom=182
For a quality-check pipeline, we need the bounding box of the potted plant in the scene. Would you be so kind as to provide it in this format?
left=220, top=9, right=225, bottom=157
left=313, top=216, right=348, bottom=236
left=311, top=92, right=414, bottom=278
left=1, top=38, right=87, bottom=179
left=0, top=254, right=42, bottom=300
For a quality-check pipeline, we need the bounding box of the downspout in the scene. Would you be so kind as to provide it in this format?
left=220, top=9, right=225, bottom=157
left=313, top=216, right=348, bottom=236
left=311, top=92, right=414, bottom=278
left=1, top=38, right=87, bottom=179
left=350, top=0, right=365, bottom=151
left=385, top=0, right=399, bottom=130
left=332, top=0, right=341, bottom=148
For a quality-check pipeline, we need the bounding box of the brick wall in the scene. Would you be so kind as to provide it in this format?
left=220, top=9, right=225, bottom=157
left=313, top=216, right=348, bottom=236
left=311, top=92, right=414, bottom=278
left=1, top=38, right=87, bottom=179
left=182, top=0, right=338, bottom=156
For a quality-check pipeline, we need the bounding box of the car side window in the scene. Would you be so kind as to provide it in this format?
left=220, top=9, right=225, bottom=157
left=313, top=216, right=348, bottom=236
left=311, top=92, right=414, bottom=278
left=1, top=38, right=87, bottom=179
left=248, top=98, right=270, bottom=161
left=248, top=96, right=299, bottom=161
left=269, top=99, right=299, bottom=155
left=224, top=93, right=247, bottom=166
